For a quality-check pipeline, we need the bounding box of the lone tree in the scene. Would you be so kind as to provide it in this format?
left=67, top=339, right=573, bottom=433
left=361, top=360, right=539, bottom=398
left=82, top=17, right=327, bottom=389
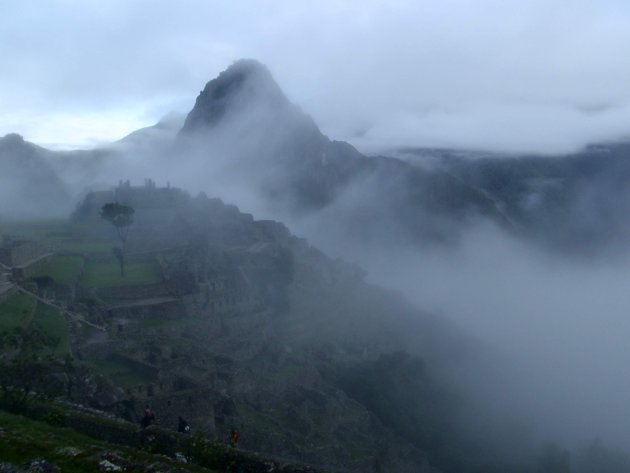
left=100, top=202, right=134, bottom=277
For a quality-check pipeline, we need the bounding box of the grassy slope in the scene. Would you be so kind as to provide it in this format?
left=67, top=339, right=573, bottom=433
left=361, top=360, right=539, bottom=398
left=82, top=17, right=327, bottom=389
left=30, top=255, right=85, bottom=286
left=0, top=293, right=69, bottom=356
left=32, top=302, right=70, bottom=356
left=1, top=219, right=115, bottom=255
left=81, top=261, right=161, bottom=288
left=0, top=410, right=219, bottom=473
left=86, top=357, right=155, bottom=388
left=0, top=293, right=36, bottom=330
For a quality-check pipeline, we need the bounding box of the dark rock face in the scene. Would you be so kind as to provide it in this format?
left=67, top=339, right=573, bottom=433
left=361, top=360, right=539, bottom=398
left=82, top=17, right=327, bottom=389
left=181, top=59, right=291, bottom=133
left=177, top=60, right=508, bottom=243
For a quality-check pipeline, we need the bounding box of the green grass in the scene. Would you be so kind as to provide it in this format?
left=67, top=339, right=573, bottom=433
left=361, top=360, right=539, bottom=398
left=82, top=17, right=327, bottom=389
left=0, top=410, right=219, bottom=473
left=0, top=219, right=68, bottom=239
left=55, top=239, right=116, bottom=255
left=0, top=294, right=69, bottom=356
left=1, top=219, right=116, bottom=256
left=80, top=261, right=161, bottom=288
left=30, top=255, right=85, bottom=286
left=0, top=293, right=36, bottom=331
left=86, top=357, right=155, bottom=388
left=32, top=303, right=70, bottom=356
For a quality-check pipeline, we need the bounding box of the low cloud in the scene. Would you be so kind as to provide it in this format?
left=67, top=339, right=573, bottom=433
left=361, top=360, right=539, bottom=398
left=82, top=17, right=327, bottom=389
left=3, top=1, right=630, bottom=153
left=298, top=217, right=630, bottom=451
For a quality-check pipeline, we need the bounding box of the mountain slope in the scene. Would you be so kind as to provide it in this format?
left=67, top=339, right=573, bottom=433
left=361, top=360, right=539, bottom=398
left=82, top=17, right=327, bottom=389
left=177, top=60, right=509, bottom=243
left=0, top=133, right=72, bottom=218
left=403, top=143, right=630, bottom=254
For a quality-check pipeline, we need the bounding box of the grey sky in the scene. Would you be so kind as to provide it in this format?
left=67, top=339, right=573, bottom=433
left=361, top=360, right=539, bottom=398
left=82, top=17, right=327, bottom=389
left=2, top=0, right=630, bottom=152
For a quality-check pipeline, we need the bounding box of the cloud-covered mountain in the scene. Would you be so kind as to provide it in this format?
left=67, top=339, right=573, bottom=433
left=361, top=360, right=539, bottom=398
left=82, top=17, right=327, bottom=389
left=3, top=58, right=630, bottom=256
left=0, top=133, right=72, bottom=218
left=4, top=60, right=630, bottom=471
left=176, top=59, right=510, bottom=244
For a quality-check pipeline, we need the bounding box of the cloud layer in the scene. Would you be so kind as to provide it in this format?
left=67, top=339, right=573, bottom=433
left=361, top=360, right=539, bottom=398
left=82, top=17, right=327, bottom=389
left=2, top=0, right=630, bottom=152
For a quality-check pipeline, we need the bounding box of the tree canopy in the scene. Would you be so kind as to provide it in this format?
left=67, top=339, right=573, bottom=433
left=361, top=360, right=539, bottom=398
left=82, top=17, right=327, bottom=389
left=99, top=202, right=134, bottom=243
left=100, top=202, right=134, bottom=277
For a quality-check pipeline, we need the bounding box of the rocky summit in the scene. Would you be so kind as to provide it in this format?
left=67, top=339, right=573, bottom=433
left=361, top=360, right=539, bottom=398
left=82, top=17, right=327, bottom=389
left=181, top=59, right=292, bottom=133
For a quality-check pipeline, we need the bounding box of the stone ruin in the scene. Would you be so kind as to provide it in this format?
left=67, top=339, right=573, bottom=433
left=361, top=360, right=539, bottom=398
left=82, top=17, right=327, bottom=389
left=0, top=234, right=52, bottom=279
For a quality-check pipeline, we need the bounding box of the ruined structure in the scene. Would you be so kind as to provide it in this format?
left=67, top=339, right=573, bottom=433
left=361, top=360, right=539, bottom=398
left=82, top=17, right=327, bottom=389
left=0, top=235, right=52, bottom=279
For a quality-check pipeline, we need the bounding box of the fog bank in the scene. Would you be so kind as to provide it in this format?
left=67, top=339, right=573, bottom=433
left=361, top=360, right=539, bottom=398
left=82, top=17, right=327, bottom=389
left=294, top=218, right=630, bottom=451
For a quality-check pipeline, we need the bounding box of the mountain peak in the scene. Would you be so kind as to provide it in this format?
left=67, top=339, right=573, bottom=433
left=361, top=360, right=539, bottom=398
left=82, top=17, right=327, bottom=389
left=0, top=133, right=26, bottom=146
left=180, top=59, right=290, bottom=134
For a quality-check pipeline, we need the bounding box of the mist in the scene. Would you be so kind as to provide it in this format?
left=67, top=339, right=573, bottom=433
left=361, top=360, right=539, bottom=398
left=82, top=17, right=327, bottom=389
left=3, top=0, right=630, bottom=154
left=107, top=112, right=630, bottom=467
left=2, top=9, right=630, bottom=465
left=296, top=214, right=630, bottom=447
left=14, top=60, right=630, bottom=463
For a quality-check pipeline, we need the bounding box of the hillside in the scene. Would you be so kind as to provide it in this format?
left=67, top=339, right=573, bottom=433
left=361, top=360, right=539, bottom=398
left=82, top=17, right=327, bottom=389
left=1, top=182, right=478, bottom=472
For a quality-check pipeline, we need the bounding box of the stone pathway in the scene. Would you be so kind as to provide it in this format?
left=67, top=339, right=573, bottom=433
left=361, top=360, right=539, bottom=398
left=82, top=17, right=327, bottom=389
left=15, top=284, right=106, bottom=332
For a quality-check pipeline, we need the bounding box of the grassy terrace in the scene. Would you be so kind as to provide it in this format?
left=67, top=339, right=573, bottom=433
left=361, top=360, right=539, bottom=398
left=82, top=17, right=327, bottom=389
left=80, top=261, right=161, bottom=288
left=86, top=355, right=156, bottom=388
left=32, top=302, right=70, bottom=356
left=0, top=410, right=219, bottom=473
left=0, top=293, right=36, bottom=330
left=30, top=254, right=85, bottom=286
left=0, top=293, right=70, bottom=356
left=1, top=219, right=116, bottom=255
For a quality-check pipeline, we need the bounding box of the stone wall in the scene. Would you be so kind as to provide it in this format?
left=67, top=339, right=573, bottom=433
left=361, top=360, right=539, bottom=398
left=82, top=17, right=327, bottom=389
left=12, top=253, right=53, bottom=280
left=0, top=237, right=50, bottom=268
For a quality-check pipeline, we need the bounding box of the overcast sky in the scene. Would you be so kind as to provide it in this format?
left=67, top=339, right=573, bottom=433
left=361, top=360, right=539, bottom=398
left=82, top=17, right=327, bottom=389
left=2, top=0, right=630, bottom=153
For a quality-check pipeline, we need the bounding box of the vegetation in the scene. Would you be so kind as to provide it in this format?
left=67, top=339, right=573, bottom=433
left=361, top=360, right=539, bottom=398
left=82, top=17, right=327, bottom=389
left=0, top=293, right=69, bottom=356
left=0, top=293, right=36, bottom=331
left=100, top=202, right=134, bottom=277
left=80, top=261, right=160, bottom=288
left=0, top=409, right=220, bottom=473
left=32, top=302, right=70, bottom=356
left=85, top=356, right=155, bottom=388
left=0, top=323, right=65, bottom=409
left=335, top=351, right=463, bottom=471
left=1, top=218, right=116, bottom=255
left=30, top=254, right=85, bottom=286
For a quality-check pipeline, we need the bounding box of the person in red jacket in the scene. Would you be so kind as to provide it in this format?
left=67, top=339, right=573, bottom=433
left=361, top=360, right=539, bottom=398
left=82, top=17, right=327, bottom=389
left=229, top=429, right=239, bottom=447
